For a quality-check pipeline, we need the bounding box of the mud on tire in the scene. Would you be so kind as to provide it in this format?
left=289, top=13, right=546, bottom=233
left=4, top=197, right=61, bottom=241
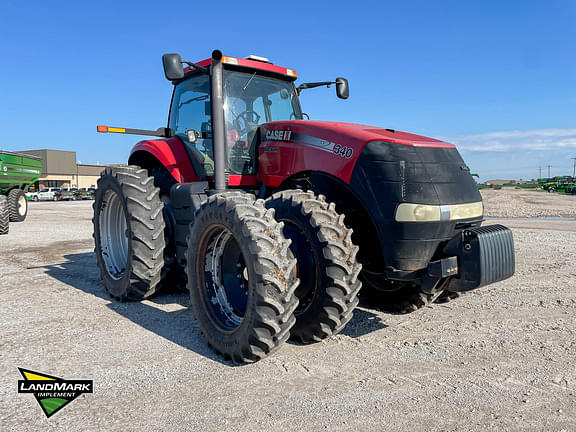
left=0, top=196, right=9, bottom=235
left=8, top=189, right=27, bottom=222
left=187, top=193, right=299, bottom=363
left=266, top=190, right=362, bottom=343
left=93, top=166, right=166, bottom=301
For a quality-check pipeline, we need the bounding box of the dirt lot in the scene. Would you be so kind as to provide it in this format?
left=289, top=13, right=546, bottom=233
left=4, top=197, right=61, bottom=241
left=1, top=189, right=575, bottom=431
left=482, top=188, right=576, bottom=218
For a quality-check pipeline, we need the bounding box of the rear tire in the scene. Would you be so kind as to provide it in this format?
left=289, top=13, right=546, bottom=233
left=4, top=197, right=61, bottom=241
left=187, top=193, right=299, bottom=363
left=265, top=190, right=362, bottom=343
left=0, top=196, right=9, bottom=235
left=148, top=166, right=187, bottom=293
left=93, top=166, right=166, bottom=301
left=8, top=189, right=27, bottom=222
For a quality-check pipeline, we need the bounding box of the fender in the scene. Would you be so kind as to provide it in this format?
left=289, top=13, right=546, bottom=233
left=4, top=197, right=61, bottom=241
left=129, top=137, right=199, bottom=183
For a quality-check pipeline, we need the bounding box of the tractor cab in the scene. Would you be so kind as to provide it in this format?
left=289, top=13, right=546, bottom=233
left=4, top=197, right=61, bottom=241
left=162, top=51, right=347, bottom=185
left=168, top=59, right=303, bottom=176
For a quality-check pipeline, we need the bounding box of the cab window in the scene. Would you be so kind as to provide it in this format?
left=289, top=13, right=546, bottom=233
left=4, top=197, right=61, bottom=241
left=223, top=71, right=301, bottom=175
left=169, top=74, right=214, bottom=176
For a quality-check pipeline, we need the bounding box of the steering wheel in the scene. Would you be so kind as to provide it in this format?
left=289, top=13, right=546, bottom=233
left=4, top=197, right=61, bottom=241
left=234, top=110, right=261, bottom=136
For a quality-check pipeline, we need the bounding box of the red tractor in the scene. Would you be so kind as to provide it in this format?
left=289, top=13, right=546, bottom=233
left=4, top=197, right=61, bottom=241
left=94, top=50, right=515, bottom=362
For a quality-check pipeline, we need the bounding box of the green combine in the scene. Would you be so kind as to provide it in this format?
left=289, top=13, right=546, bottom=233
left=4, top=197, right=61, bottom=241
left=0, top=150, right=42, bottom=235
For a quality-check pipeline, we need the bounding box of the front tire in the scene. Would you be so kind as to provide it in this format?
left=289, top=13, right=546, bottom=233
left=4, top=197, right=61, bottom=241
left=187, top=193, right=299, bottom=363
left=265, top=190, right=362, bottom=343
left=8, top=189, right=27, bottom=222
left=0, top=196, right=9, bottom=235
left=93, top=166, right=166, bottom=301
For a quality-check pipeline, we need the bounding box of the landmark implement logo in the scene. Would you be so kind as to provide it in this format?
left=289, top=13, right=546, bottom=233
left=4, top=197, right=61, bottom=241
left=17, top=368, right=93, bottom=418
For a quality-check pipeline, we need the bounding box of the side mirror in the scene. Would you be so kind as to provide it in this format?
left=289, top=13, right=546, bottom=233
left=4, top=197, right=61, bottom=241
left=162, top=53, right=184, bottom=81
left=335, top=77, right=349, bottom=99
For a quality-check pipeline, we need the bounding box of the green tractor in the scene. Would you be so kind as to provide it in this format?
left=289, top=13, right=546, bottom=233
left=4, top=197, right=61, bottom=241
left=0, top=150, right=42, bottom=235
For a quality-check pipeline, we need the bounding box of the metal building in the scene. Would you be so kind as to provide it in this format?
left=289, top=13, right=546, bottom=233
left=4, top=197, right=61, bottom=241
left=22, top=149, right=107, bottom=190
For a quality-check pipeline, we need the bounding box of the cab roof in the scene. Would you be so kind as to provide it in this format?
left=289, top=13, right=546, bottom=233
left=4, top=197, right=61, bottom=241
left=183, top=56, right=297, bottom=81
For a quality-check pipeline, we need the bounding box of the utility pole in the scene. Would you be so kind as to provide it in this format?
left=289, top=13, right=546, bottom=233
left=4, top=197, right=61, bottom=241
left=571, top=158, right=576, bottom=178
left=547, top=165, right=552, bottom=178
left=539, top=166, right=542, bottom=179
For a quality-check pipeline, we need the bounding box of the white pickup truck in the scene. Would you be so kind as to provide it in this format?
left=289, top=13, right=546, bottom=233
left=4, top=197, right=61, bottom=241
left=37, top=187, right=62, bottom=201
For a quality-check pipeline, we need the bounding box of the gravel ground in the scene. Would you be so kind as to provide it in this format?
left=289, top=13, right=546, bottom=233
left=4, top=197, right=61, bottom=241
left=481, top=188, right=576, bottom=218
left=1, top=192, right=575, bottom=431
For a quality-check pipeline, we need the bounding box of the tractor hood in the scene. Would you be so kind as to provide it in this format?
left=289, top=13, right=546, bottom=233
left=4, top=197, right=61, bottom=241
left=262, top=120, right=455, bottom=149
left=259, top=120, right=461, bottom=187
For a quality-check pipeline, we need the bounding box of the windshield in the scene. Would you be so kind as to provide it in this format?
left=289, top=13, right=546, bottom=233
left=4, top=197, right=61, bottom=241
left=223, top=70, right=301, bottom=174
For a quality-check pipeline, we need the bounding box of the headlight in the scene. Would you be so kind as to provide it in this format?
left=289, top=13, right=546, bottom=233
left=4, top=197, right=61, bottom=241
left=449, top=202, right=484, bottom=220
left=395, top=202, right=483, bottom=222
left=395, top=204, right=442, bottom=222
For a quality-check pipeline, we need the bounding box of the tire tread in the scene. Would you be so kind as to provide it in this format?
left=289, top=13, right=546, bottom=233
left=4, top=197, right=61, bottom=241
left=266, top=190, right=362, bottom=343
left=0, top=196, right=9, bottom=235
left=187, top=192, right=299, bottom=363
left=93, top=165, right=166, bottom=301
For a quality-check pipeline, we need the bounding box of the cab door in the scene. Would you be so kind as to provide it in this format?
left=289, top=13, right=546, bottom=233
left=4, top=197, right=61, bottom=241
left=169, top=74, right=214, bottom=177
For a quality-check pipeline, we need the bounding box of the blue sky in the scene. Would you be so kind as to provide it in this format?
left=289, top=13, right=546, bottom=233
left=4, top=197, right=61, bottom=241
left=0, top=0, right=574, bottom=181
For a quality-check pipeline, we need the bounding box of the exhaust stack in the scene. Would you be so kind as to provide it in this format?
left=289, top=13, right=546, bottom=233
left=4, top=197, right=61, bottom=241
left=210, top=50, right=227, bottom=192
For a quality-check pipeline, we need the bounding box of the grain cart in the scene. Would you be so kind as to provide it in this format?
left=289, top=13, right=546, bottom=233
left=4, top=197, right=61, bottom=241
left=0, top=150, right=42, bottom=235
left=94, top=50, right=515, bottom=362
